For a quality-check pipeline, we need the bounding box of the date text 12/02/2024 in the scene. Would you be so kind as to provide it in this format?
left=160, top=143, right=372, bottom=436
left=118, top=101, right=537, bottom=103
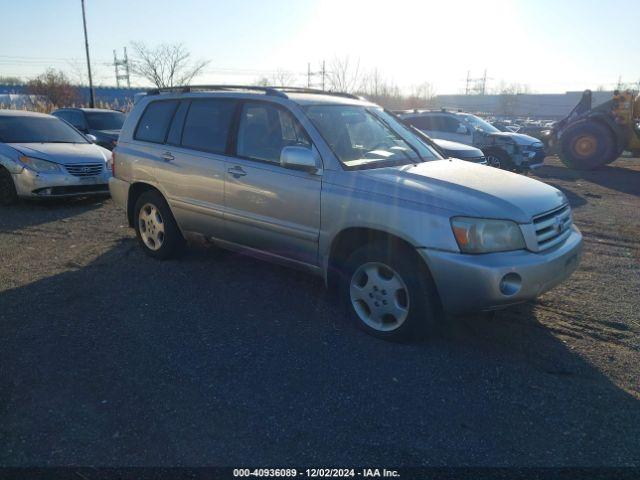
left=233, top=468, right=400, bottom=477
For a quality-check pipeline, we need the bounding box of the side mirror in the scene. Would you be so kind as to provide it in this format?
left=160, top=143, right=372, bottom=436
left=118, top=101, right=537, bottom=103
left=85, top=134, right=98, bottom=143
left=280, top=146, right=319, bottom=173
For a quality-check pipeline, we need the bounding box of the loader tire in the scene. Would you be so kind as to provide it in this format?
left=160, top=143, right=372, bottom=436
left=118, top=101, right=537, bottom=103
left=559, top=121, right=618, bottom=170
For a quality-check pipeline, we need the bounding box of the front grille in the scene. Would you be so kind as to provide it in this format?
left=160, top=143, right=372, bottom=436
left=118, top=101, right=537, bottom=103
left=65, top=163, right=104, bottom=177
left=533, top=204, right=572, bottom=251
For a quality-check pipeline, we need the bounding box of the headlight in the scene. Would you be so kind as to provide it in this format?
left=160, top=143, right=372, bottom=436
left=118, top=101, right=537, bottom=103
left=19, top=155, right=61, bottom=173
left=451, top=217, right=525, bottom=253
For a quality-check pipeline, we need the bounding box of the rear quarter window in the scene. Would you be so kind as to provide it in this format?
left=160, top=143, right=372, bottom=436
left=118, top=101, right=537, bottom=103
left=134, top=100, right=179, bottom=143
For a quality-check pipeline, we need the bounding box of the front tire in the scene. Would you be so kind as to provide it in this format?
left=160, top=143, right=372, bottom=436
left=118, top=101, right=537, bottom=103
left=484, top=148, right=516, bottom=171
left=134, top=191, right=184, bottom=259
left=0, top=167, right=18, bottom=206
left=559, top=121, right=618, bottom=170
left=339, top=243, right=440, bottom=342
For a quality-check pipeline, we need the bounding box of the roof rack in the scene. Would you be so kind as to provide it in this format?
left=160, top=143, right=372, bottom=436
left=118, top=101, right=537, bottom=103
left=145, top=85, right=364, bottom=100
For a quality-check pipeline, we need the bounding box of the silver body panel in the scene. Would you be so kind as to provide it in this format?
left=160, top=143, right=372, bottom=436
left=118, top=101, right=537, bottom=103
left=110, top=91, right=582, bottom=313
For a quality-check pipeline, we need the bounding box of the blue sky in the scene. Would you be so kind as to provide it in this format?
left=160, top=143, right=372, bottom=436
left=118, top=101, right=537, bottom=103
left=1, top=0, right=638, bottom=94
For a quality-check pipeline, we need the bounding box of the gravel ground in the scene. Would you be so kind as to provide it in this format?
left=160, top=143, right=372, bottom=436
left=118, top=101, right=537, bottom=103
left=0, top=156, right=638, bottom=467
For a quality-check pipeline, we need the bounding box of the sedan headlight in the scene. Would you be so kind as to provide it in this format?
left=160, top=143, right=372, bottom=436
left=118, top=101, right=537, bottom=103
left=19, top=155, right=62, bottom=173
left=451, top=217, right=525, bottom=253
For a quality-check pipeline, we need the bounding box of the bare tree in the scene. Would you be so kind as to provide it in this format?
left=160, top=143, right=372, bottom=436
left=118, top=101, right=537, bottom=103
left=327, top=56, right=361, bottom=93
left=404, top=82, right=436, bottom=109
left=270, top=69, right=297, bottom=86
left=254, top=76, right=270, bottom=87
left=129, top=42, right=209, bottom=88
left=26, top=69, right=80, bottom=108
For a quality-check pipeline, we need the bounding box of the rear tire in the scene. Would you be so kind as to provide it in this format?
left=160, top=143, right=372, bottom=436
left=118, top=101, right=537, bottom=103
left=0, top=167, right=18, bottom=206
left=339, top=243, right=440, bottom=342
left=559, top=121, right=618, bottom=170
left=133, top=191, right=184, bottom=259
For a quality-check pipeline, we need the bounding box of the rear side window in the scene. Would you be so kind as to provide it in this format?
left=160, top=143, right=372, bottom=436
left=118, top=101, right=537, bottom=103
left=181, top=99, right=237, bottom=153
left=134, top=100, right=179, bottom=143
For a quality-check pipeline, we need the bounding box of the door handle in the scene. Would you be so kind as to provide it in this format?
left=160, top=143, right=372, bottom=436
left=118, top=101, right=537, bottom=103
left=228, top=166, right=247, bottom=178
left=161, top=151, right=174, bottom=162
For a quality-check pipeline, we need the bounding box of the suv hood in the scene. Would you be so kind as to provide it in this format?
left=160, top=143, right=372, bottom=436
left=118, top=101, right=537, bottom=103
left=9, top=142, right=110, bottom=165
left=356, top=159, right=565, bottom=223
left=488, top=131, right=542, bottom=146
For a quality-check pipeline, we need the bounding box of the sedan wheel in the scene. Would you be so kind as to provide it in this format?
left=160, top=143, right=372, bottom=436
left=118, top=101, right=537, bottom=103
left=486, top=154, right=501, bottom=168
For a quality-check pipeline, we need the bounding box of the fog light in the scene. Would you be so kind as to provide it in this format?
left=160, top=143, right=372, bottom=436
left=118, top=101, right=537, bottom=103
left=499, top=272, right=522, bottom=296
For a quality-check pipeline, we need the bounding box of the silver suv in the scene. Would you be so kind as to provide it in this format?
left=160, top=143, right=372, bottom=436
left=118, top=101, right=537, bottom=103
left=109, top=86, right=582, bottom=341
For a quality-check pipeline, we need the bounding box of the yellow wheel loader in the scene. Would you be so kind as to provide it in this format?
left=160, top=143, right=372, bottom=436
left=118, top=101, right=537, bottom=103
left=545, top=89, right=640, bottom=170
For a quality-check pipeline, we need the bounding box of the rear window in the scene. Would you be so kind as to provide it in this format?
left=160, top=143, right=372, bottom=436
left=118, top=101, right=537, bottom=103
left=181, top=99, right=237, bottom=154
left=86, top=111, right=125, bottom=131
left=134, top=101, right=179, bottom=143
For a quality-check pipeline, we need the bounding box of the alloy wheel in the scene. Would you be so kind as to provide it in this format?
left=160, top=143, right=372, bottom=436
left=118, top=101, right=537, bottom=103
left=138, top=203, right=165, bottom=251
left=349, top=262, right=410, bottom=332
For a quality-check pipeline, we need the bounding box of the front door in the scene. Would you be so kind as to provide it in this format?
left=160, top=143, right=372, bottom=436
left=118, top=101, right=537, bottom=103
left=224, top=101, right=321, bottom=266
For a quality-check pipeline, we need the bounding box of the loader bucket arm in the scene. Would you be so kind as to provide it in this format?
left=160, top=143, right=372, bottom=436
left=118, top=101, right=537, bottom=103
left=553, top=90, right=592, bottom=133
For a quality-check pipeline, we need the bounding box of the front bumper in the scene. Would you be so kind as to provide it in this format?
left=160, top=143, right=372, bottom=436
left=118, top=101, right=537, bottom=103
left=13, top=167, right=111, bottom=198
left=519, top=147, right=546, bottom=169
left=419, top=225, right=583, bottom=314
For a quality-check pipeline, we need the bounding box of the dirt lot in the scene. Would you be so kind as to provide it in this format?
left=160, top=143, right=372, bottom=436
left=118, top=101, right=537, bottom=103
left=0, top=156, right=638, bottom=466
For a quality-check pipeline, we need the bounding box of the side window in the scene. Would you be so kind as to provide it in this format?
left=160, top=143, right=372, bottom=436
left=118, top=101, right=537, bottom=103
left=408, top=116, right=433, bottom=130
left=442, top=116, right=463, bottom=134
left=181, top=99, right=236, bottom=153
left=134, top=100, right=179, bottom=144
left=237, top=102, right=311, bottom=164
left=166, top=101, right=190, bottom=146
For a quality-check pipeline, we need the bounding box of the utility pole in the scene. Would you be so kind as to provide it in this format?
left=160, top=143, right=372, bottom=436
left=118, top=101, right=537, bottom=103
left=321, top=60, right=326, bottom=91
left=465, top=70, right=470, bottom=95
left=307, top=63, right=311, bottom=88
left=113, top=47, right=131, bottom=88
left=481, top=69, right=487, bottom=95
left=80, top=0, right=95, bottom=107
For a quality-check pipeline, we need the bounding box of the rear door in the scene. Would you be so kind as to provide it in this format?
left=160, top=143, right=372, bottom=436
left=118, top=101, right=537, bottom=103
left=223, top=101, right=321, bottom=265
left=152, top=98, right=237, bottom=238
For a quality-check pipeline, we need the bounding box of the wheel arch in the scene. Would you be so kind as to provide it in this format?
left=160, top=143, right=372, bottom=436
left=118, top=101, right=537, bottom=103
left=127, top=182, right=165, bottom=227
left=326, top=227, right=441, bottom=309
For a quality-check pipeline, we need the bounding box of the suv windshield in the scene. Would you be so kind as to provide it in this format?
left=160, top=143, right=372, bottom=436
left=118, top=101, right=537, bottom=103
left=85, top=111, right=126, bottom=130
left=0, top=116, right=89, bottom=144
left=305, top=105, right=436, bottom=169
left=460, top=114, right=500, bottom=134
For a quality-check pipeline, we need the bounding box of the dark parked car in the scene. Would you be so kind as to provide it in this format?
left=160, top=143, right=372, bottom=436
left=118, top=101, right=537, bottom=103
left=51, top=108, right=125, bottom=150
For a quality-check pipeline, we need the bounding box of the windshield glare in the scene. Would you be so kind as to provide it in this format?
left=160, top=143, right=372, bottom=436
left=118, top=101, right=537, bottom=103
left=0, top=116, right=89, bottom=144
left=305, top=105, right=435, bottom=169
left=461, top=114, right=500, bottom=133
left=85, top=111, right=125, bottom=130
